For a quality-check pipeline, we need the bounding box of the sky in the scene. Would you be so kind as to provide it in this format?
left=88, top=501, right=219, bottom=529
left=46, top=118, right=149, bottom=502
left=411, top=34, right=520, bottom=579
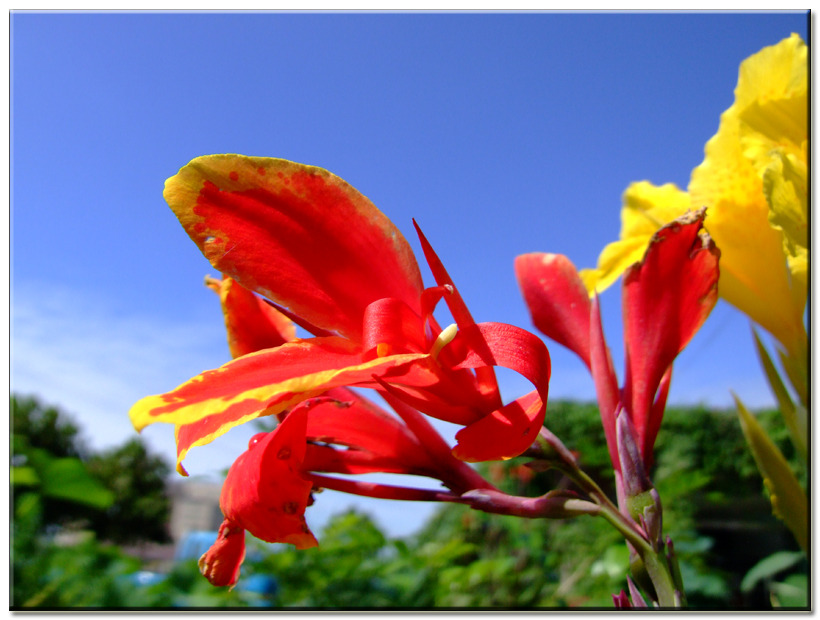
left=10, top=11, right=809, bottom=539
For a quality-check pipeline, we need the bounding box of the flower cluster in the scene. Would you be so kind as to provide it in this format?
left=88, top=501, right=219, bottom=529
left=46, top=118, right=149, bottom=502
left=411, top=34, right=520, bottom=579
left=129, top=34, right=806, bottom=607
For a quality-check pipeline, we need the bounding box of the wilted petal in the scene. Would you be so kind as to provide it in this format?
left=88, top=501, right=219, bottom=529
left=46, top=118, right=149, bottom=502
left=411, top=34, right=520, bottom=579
left=622, top=209, right=719, bottom=458
left=164, top=155, right=424, bottom=341
left=198, top=519, right=246, bottom=588
left=515, top=252, right=591, bottom=367
left=206, top=275, right=296, bottom=358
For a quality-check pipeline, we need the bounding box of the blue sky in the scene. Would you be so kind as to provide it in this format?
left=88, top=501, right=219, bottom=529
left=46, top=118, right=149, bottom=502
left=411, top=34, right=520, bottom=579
left=11, top=12, right=809, bottom=537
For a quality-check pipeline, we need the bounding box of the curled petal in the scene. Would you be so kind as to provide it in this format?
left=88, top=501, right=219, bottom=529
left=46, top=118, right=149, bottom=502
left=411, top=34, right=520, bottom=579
left=220, top=405, right=318, bottom=549
left=362, top=297, right=427, bottom=359
left=622, top=209, right=719, bottom=458
left=515, top=253, right=592, bottom=367
left=206, top=275, right=296, bottom=358
left=198, top=519, right=246, bottom=588
left=165, top=155, right=424, bottom=341
left=444, top=322, right=551, bottom=462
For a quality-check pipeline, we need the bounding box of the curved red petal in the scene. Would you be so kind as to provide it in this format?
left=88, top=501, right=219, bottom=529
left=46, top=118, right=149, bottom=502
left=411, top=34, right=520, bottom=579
left=445, top=322, right=551, bottom=462
left=515, top=253, right=592, bottom=368
left=165, top=155, right=424, bottom=341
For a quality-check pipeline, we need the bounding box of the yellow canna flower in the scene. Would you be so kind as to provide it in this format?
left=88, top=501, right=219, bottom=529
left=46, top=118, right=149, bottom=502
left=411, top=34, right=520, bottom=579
left=581, top=33, right=808, bottom=361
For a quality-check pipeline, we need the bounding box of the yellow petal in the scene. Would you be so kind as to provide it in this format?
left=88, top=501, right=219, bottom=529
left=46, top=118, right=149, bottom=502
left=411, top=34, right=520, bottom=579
left=687, top=37, right=807, bottom=358
left=581, top=182, right=690, bottom=294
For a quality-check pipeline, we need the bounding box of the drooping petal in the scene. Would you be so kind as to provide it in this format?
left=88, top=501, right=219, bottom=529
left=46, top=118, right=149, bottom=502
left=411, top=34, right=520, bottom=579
left=164, top=155, right=424, bottom=341
left=130, top=338, right=438, bottom=471
left=206, top=275, right=296, bottom=358
left=621, top=209, right=719, bottom=459
left=580, top=182, right=691, bottom=295
left=444, top=322, right=551, bottom=462
left=515, top=253, right=592, bottom=367
left=198, top=519, right=246, bottom=588
left=220, top=405, right=318, bottom=549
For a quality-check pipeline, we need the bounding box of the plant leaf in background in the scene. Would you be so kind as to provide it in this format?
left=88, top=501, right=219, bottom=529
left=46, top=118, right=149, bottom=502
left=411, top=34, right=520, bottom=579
left=733, top=395, right=806, bottom=551
left=751, top=328, right=806, bottom=462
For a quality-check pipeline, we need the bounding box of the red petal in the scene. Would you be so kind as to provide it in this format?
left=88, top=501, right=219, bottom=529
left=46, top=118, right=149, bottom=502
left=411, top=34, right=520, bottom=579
left=303, top=388, right=430, bottom=466
left=622, top=209, right=719, bottom=457
left=220, top=406, right=318, bottom=548
left=361, top=297, right=427, bottom=359
left=198, top=519, right=246, bottom=588
left=590, top=294, right=621, bottom=473
left=165, top=155, right=424, bottom=341
left=515, top=253, right=592, bottom=367
left=413, top=221, right=501, bottom=406
left=445, top=322, right=551, bottom=462
left=206, top=275, right=296, bottom=358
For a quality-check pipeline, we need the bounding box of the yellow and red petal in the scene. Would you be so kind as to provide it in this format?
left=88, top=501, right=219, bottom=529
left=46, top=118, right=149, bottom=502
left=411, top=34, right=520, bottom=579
left=445, top=323, right=551, bottom=462
left=130, top=338, right=439, bottom=471
left=515, top=253, right=592, bottom=368
left=622, top=209, right=719, bottom=459
left=164, top=155, right=424, bottom=342
left=198, top=519, right=246, bottom=588
left=206, top=275, right=296, bottom=358
left=220, top=407, right=317, bottom=548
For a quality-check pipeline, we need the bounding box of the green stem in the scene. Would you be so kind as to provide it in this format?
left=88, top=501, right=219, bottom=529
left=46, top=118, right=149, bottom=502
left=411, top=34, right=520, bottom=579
left=549, top=455, right=681, bottom=607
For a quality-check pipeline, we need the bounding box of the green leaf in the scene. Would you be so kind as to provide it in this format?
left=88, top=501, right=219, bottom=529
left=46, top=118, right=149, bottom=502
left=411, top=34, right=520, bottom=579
left=734, top=394, right=807, bottom=551
left=11, top=466, right=40, bottom=486
left=39, top=458, right=115, bottom=509
left=740, top=551, right=804, bottom=592
left=752, top=329, right=806, bottom=461
left=770, top=573, right=809, bottom=608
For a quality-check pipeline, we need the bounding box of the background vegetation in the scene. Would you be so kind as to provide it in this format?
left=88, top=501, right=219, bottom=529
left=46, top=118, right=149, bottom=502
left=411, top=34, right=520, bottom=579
left=10, top=394, right=807, bottom=609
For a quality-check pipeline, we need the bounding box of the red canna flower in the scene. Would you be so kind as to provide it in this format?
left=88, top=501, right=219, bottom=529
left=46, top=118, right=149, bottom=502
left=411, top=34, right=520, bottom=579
left=130, top=155, right=551, bottom=473
left=515, top=209, right=720, bottom=471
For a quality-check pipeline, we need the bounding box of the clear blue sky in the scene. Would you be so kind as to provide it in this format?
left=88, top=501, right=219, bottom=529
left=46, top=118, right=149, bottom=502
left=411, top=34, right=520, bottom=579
left=11, top=11, right=808, bottom=537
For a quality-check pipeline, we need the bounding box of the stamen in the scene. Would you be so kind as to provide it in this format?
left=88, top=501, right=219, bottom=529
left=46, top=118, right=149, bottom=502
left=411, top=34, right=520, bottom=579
left=431, top=323, right=458, bottom=359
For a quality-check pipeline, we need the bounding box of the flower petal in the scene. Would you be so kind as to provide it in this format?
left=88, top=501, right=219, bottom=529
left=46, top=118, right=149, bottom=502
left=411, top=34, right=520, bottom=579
left=206, top=275, right=296, bottom=358
left=515, top=253, right=592, bottom=367
left=198, top=519, right=246, bottom=588
left=580, top=182, right=690, bottom=294
left=130, top=338, right=437, bottom=472
left=220, top=406, right=317, bottom=548
left=446, top=322, right=551, bottom=462
left=164, top=155, right=424, bottom=341
left=590, top=294, right=621, bottom=472
left=621, top=209, right=719, bottom=459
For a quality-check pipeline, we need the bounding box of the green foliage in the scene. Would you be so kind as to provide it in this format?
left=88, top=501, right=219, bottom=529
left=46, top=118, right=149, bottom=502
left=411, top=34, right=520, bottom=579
left=85, top=439, right=172, bottom=544
left=11, top=394, right=172, bottom=544
left=10, top=395, right=805, bottom=609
